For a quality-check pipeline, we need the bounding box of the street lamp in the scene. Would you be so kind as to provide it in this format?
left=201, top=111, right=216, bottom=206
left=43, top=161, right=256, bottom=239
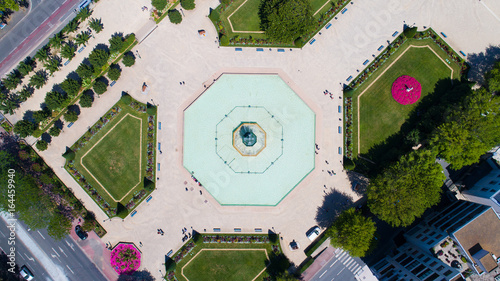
left=180, top=8, right=184, bottom=16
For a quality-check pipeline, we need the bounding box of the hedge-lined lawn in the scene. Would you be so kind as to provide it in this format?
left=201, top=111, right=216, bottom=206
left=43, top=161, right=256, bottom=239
left=81, top=114, right=142, bottom=201
left=72, top=101, right=149, bottom=205
left=183, top=249, right=267, bottom=281
left=352, top=39, right=461, bottom=155
left=228, top=0, right=332, bottom=32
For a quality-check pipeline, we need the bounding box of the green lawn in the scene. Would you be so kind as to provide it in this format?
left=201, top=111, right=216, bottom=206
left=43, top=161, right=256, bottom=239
left=229, top=0, right=262, bottom=31
left=81, top=114, right=142, bottom=201
left=183, top=250, right=267, bottom=281
left=72, top=102, right=149, bottom=205
left=351, top=39, right=462, bottom=155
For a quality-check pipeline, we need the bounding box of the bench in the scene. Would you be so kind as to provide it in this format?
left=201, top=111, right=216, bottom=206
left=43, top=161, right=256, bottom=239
left=460, top=51, right=466, bottom=57
left=146, top=195, right=153, bottom=202
left=256, top=48, right=264, bottom=52
left=235, top=48, right=242, bottom=51
left=440, top=32, right=447, bottom=38
left=392, top=31, right=399, bottom=37
left=326, top=23, right=332, bottom=29
left=341, top=8, right=347, bottom=14
left=346, top=75, right=353, bottom=82
left=309, top=39, right=316, bottom=45
left=131, top=210, right=137, bottom=217
left=378, top=45, right=384, bottom=51
left=277, top=49, right=285, bottom=52
left=363, top=59, right=369, bottom=65
left=110, top=81, right=116, bottom=87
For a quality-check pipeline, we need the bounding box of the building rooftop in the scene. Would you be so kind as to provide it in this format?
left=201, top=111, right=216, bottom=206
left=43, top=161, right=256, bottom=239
left=454, top=209, right=500, bottom=273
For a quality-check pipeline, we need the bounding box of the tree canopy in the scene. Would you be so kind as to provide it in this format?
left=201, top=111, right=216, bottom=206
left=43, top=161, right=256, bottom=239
left=259, top=0, right=315, bottom=42
left=152, top=0, right=167, bottom=10
left=367, top=149, right=445, bottom=227
left=0, top=0, right=19, bottom=12
left=89, top=48, right=110, bottom=69
left=326, top=208, right=376, bottom=257
left=44, top=91, right=66, bottom=110
left=122, top=53, right=135, bottom=67
left=431, top=88, right=499, bottom=169
left=181, top=0, right=195, bottom=10
left=13, top=120, right=36, bottom=137
left=168, top=9, right=182, bottom=24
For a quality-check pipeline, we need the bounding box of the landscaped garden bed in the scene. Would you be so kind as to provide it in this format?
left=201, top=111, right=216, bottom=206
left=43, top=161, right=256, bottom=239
left=165, top=233, right=285, bottom=281
left=64, top=96, right=156, bottom=218
left=343, top=28, right=467, bottom=159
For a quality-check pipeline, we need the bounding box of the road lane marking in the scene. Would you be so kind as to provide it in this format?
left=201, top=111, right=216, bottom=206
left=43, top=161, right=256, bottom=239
left=66, top=265, right=74, bottom=274
left=23, top=253, right=34, bottom=261
left=337, top=268, right=345, bottom=275
left=330, top=260, right=338, bottom=268
left=65, top=240, right=76, bottom=251
left=319, top=270, right=327, bottom=278
left=59, top=247, right=68, bottom=257
left=37, top=230, right=45, bottom=239
left=0, top=229, right=6, bottom=237
left=52, top=248, right=60, bottom=257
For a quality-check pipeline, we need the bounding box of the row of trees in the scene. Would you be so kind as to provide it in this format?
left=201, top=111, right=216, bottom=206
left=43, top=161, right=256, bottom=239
left=0, top=8, right=101, bottom=116
left=12, top=33, right=136, bottom=147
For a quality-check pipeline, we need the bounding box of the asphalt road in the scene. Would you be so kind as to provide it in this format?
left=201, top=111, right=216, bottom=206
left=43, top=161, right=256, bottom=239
left=310, top=249, right=365, bottom=281
left=0, top=0, right=81, bottom=76
left=0, top=214, right=107, bottom=281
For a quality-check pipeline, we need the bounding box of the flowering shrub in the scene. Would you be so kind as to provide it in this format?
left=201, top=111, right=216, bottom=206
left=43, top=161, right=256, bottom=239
left=391, top=75, right=421, bottom=105
left=110, top=244, right=141, bottom=275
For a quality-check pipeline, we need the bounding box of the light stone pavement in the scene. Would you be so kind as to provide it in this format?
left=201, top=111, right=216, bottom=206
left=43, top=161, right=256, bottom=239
left=9, top=0, right=500, bottom=279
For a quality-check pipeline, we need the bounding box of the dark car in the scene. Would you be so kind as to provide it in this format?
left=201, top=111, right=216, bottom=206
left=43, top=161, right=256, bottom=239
left=75, top=225, right=88, bottom=240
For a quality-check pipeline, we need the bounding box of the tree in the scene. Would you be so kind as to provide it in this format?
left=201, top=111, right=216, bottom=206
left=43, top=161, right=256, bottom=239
left=0, top=97, right=19, bottom=115
left=122, top=53, right=135, bottom=67
left=63, top=18, right=80, bottom=34
left=326, top=208, right=376, bottom=257
left=75, top=31, right=91, bottom=46
left=18, top=85, right=34, bottom=101
left=14, top=120, right=37, bottom=137
left=367, top=149, right=445, bottom=227
left=107, top=65, right=121, bottom=81
left=181, top=0, right=195, bottom=10
left=49, top=32, right=65, bottom=49
left=32, top=108, right=51, bottom=124
left=60, top=78, right=82, bottom=96
left=486, top=61, right=500, bottom=93
left=431, top=88, right=500, bottom=169
left=36, top=140, right=48, bottom=151
left=0, top=0, right=19, bottom=12
left=35, top=46, right=50, bottom=62
left=89, top=48, right=110, bottom=69
left=403, top=26, right=417, bottom=38
left=44, top=91, right=66, bottom=110
left=168, top=9, right=182, bottom=24
left=260, top=0, right=315, bottom=42
left=17, top=60, right=34, bottom=76
left=47, top=210, right=72, bottom=240
left=89, top=18, right=104, bottom=33
left=152, top=0, right=167, bottom=10
left=49, top=125, right=61, bottom=137
left=79, top=92, right=93, bottom=108
left=93, top=80, right=107, bottom=95
left=44, top=57, right=61, bottom=74
left=76, top=62, right=93, bottom=79
left=109, top=34, right=124, bottom=53
left=121, top=93, right=132, bottom=104
left=62, top=149, right=75, bottom=161
left=61, top=43, right=76, bottom=60
left=63, top=109, right=78, bottom=122
left=77, top=6, right=92, bottom=21
left=30, top=70, right=48, bottom=89
left=1, top=71, right=21, bottom=90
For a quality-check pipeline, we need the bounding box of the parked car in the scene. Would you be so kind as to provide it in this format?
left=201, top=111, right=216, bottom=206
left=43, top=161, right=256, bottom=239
left=306, top=226, right=321, bottom=241
left=289, top=240, right=300, bottom=251
left=20, top=265, right=34, bottom=280
left=75, top=225, right=88, bottom=240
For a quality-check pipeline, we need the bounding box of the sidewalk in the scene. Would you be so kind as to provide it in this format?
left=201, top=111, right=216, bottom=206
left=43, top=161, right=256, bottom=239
left=302, top=247, right=336, bottom=281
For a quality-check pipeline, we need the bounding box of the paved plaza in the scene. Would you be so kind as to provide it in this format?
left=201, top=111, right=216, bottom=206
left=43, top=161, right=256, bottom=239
left=7, top=0, right=500, bottom=278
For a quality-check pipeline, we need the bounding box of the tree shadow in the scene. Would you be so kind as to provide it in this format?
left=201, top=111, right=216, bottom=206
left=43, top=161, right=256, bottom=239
left=54, top=119, right=64, bottom=129
left=315, top=188, right=353, bottom=228
left=67, top=104, right=81, bottom=115
left=124, top=51, right=135, bottom=60
left=41, top=133, right=52, bottom=143
left=82, top=90, right=95, bottom=101
left=117, top=270, right=154, bottom=281
left=23, top=110, right=34, bottom=122
left=466, top=44, right=500, bottom=84
left=52, top=83, right=65, bottom=95
left=94, top=43, right=109, bottom=52
left=346, top=171, right=369, bottom=196
left=67, top=71, right=81, bottom=81
left=97, top=76, right=109, bottom=86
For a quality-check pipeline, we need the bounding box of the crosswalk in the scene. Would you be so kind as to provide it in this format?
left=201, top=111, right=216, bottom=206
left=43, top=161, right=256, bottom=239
left=333, top=249, right=363, bottom=276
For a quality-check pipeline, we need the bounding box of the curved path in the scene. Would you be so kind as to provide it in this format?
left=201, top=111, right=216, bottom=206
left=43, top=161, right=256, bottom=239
left=14, top=0, right=500, bottom=278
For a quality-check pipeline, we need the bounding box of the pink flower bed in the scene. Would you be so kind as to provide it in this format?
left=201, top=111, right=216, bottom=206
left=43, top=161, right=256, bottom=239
left=391, top=75, right=422, bottom=105
left=110, top=244, right=141, bottom=275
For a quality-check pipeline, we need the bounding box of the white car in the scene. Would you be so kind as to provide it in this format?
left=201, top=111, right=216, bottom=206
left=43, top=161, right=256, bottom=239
left=20, top=265, right=34, bottom=280
left=306, top=226, right=321, bottom=241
